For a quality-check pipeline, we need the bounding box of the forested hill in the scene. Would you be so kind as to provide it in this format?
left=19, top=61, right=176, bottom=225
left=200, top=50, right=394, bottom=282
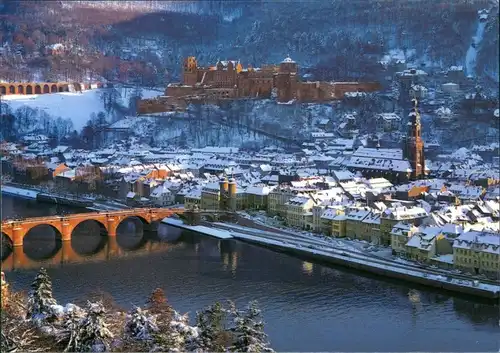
left=0, top=0, right=498, bottom=87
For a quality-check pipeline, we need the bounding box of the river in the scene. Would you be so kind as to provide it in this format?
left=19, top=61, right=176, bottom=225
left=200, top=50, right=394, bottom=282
left=1, top=195, right=499, bottom=352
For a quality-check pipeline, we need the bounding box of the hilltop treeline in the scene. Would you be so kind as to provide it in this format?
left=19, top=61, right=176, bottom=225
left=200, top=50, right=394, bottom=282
left=0, top=0, right=498, bottom=86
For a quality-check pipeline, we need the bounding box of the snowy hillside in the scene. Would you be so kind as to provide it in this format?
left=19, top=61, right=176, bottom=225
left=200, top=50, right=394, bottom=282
left=3, top=91, right=108, bottom=132
left=2, top=87, right=160, bottom=132
left=1, top=1, right=498, bottom=88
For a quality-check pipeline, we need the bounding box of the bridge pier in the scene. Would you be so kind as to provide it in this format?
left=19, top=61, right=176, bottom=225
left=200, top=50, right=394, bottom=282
left=107, top=218, right=118, bottom=237
left=106, top=236, right=121, bottom=259
left=11, top=246, right=27, bottom=269
left=12, top=227, right=24, bottom=247
left=61, top=219, right=72, bottom=242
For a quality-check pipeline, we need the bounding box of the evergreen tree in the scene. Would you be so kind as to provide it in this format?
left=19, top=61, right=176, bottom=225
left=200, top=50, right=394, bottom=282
left=230, top=301, right=274, bottom=353
left=26, top=267, right=57, bottom=321
left=168, top=311, right=200, bottom=352
left=125, top=306, right=158, bottom=341
left=196, top=301, right=230, bottom=352
left=146, top=288, right=175, bottom=351
left=146, top=288, right=173, bottom=317
left=68, top=301, right=113, bottom=352
left=57, top=304, right=86, bottom=352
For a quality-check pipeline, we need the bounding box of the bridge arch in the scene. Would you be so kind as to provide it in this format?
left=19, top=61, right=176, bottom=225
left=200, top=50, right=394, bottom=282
left=26, top=85, right=33, bottom=94
left=1, top=232, right=13, bottom=261
left=43, top=84, right=50, bottom=94
left=71, top=218, right=109, bottom=236
left=18, top=85, right=24, bottom=94
left=51, top=84, right=57, bottom=93
left=115, top=215, right=152, bottom=233
left=9, top=85, right=15, bottom=94
left=70, top=219, right=108, bottom=256
left=34, top=85, right=41, bottom=94
left=0, top=85, right=6, bottom=95
left=23, top=224, right=63, bottom=260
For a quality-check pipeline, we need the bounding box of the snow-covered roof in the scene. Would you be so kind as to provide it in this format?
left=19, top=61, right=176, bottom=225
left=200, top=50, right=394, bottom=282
left=332, top=170, right=356, bottom=182
left=453, top=230, right=500, bottom=255
left=282, top=56, right=295, bottom=64
left=406, top=226, right=442, bottom=250
left=376, top=113, right=401, bottom=121
left=246, top=185, right=272, bottom=196
left=383, top=206, right=428, bottom=220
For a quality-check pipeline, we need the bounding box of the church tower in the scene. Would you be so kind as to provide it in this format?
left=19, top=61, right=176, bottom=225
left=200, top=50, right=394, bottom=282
left=404, top=98, right=425, bottom=180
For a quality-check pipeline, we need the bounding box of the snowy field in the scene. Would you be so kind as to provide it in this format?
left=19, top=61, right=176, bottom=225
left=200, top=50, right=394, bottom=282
left=2, top=86, right=161, bottom=132
left=3, top=90, right=106, bottom=132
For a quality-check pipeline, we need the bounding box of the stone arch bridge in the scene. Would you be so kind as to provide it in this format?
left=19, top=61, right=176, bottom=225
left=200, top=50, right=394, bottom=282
left=0, top=82, right=70, bottom=96
left=1, top=208, right=187, bottom=247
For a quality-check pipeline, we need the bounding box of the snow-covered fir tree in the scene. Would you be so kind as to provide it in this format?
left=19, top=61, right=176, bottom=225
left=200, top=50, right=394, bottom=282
left=167, top=311, right=200, bottom=352
left=125, top=306, right=158, bottom=341
left=26, top=267, right=58, bottom=321
left=196, top=302, right=229, bottom=352
left=230, top=301, right=274, bottom=353
left=56, top=304, right=87, bottom=351
left=65, top=301, right=113, bottom=352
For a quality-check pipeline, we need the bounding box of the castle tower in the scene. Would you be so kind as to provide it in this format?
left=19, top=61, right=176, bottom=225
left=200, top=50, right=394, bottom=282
left=228, top=178, right=237, bottom=212
left=276, top=55, right=298, bottom=103
left=404, top=98, right=425, bottom=180
left=182, top=56, right=198, bottom=86
left=219, top=177, right=229, bottom=210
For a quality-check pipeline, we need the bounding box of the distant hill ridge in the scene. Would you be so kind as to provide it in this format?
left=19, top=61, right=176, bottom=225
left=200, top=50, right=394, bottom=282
left=0, top=0, right=497, bottom=87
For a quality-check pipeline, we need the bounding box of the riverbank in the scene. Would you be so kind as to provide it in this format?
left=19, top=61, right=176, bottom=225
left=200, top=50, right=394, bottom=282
left=1, top=185, right=39, bottom=200
left=165, top=218, right=500, bottom=300
left=1, top=183, right=128, bottom=212
left=233, top=232, right=500, bottom=300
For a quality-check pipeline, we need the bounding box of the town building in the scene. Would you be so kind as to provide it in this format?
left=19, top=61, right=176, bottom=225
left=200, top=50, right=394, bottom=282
left=453, top=230, right=500, bottom=277
left=375, top=113, right=402, bottom=132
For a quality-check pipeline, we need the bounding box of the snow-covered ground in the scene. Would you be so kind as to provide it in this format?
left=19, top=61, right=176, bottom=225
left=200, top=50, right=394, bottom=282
left=237, top=210, right=381, bottom=254
left=1, top=185, right=39, bottom=199
left=115, top=86, right=162, bottom=107
left=3, top=86, right=162, bottom=132
left=162, top=217, right=234, bottom=239
left=3, top=90, right=107, bottom=132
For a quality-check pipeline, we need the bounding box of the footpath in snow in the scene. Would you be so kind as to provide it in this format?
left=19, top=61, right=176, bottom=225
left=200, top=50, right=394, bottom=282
left=1, top=185, right=39, bottom=199
left=162, top=217, right=234, bottom=239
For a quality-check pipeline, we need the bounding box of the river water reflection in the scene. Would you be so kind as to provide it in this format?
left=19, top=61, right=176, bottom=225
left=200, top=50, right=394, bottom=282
left=1, top=196, right=499, bottom=352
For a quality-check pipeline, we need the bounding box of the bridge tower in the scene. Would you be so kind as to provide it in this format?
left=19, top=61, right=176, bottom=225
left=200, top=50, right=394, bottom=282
left=219, top=177, right=229, bottom=210
left=228, top=178, right=237, bottom=212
